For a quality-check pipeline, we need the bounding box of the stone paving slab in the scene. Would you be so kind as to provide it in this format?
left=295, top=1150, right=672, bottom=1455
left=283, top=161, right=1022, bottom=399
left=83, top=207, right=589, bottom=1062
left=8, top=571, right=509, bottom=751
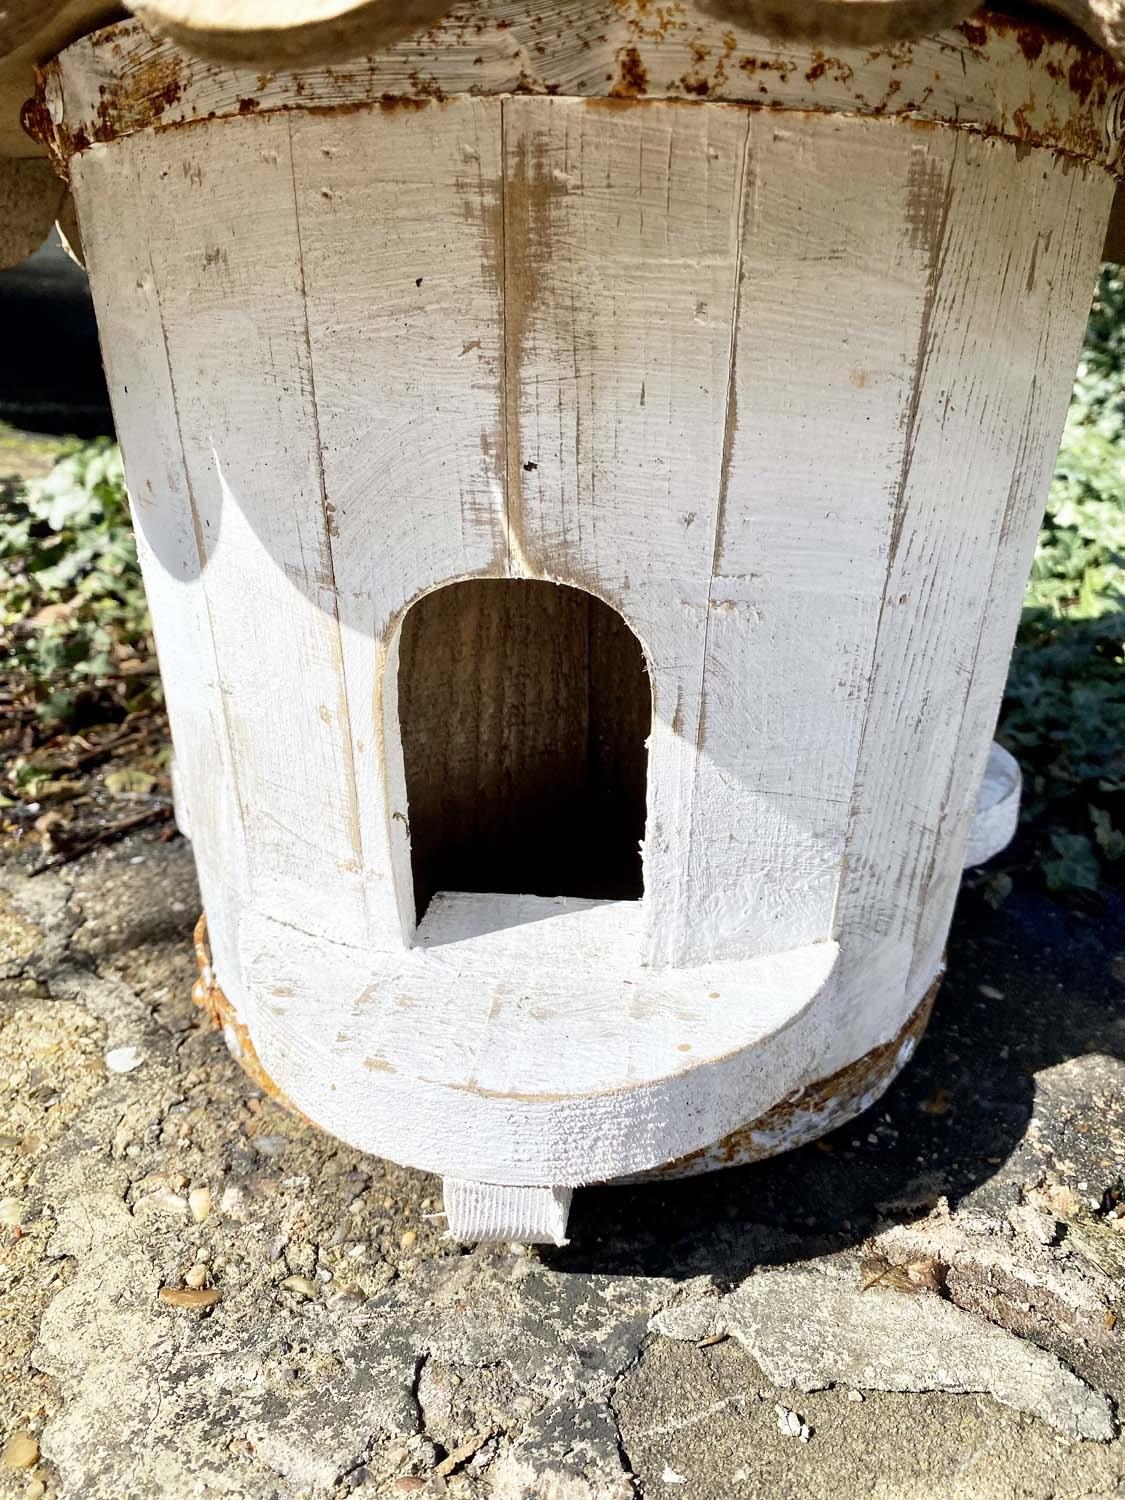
left=1, top=831, right=1124, bottom=1499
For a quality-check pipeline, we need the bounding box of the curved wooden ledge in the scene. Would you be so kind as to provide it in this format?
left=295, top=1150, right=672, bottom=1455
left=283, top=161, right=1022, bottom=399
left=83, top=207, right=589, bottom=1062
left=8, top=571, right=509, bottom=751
left=226, top=894, right=842, bottom=1184
left=39, top=4, right=1125, bottom=176
left=634, top=968, right=941, bottom=1179
left=193, top=910, right=941, bottom=1196
left=192, top=895, right=844, bottom=1183
left=964, top=742, right=1021, bottom=869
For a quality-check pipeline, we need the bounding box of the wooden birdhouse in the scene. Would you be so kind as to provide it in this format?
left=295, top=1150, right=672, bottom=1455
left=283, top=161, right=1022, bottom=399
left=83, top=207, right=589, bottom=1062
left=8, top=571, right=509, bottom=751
left=33, top=0, right=1121, bottom=1242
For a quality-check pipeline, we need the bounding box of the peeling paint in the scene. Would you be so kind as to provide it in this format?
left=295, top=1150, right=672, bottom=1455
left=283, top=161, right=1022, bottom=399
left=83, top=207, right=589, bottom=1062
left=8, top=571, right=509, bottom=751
left=636, top=970, right=942, bottom=1180
left=39, top=6, right=1125, bottom=179
left=192, top=914, right=315, bottom=1123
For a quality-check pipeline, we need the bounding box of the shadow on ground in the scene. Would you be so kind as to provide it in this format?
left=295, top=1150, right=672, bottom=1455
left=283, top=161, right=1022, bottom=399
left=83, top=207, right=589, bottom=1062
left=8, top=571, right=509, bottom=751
left=551, top=876, right=1125, bottom=1281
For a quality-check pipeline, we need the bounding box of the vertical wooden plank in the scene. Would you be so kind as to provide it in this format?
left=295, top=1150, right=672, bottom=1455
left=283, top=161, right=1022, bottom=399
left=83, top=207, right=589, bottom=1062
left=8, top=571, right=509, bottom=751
left=833, top=134, right=1104, bottom=1055
left=502, top=95, right=750, bottom=967
left=680, top=114, right=943, bottom=964
left=587, top=593, right=652, bottom=896
left=70, top=141, right=248, bottom=993
left=289, top=98, right=507, bottom=944
left=132, top=112, right=367, bottom=966
left=908, top=161, right=1112, bottom=993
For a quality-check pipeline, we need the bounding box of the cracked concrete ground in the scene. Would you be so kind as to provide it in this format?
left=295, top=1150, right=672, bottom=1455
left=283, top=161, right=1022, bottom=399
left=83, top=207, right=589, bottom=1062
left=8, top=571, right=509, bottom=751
left=1, top=829, right=1124, bottom=1499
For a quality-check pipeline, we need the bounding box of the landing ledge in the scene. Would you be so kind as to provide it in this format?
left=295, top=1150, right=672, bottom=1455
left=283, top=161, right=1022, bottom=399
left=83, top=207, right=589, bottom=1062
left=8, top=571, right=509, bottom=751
left=237, top=893, right=840, bottom=1185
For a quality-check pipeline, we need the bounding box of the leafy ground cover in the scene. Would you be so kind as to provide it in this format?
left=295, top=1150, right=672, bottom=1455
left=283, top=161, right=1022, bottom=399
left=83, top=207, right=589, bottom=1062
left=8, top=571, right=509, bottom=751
left=995, top=266, right=1125, bottom=896
left=0, top=430, right=171, bottom=870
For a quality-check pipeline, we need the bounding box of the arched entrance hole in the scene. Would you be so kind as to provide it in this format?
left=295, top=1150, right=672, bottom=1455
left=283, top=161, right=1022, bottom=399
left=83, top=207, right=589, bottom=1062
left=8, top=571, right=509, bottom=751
left=398, top=579, right=651, bottom=923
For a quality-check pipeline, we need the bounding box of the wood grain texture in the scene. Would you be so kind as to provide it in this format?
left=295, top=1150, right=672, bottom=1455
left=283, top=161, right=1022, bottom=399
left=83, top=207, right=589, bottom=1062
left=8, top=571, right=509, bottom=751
left=8, top=0, right=1125, bottom=83
left=48, top=5, right=1125, bottom=177
left=0, top=155, right=63, bottom=267
left=287, top=95, right=508, bottom=948
left=95, top=114, right=369, bottom=981
left=907, top=155, right=1110, bottom=995
left=62, top=17, right=1114, bottom=1199
left=501, top=94, right=750, bottom=968
left=398, top=579, right=648, bottom=918
left=0, top=0, right=117, bottom=158
left=679, top=113, right=938, bottom=965
left=829, top=132, right=1112, bottom=1069
left=442, top=1179, right=572, bottom=1243
left=70, top=135, right=249, bottom=993
left=238, top=892, right=841, bottom=1182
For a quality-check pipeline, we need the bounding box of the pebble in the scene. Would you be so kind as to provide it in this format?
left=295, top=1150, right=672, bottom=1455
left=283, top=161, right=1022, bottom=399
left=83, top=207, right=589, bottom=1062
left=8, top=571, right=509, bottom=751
left=399, top=1229, right=418, bottom=1251
left=393, top=1481, right=426, bottom=1494
left=104, top=1046, right=144, bottom=1075
left=279, top=1275, right=319, bottom=1299
left=132, top=1189, right=188, bottom=1218
left=184, top=1264, right=209, bottom=1289
left=847, top=1389, right=865, bottom=1403
left=776, top=1405, right=811, bottom=1442
left=252, top=1135, right=290, bottom=1158
left=2, top=1432, right=39, bottom=1470
left=158, top=1286, right=221, bottom=1309
left=188, top=1186, right=212, bottom=1223
left=0, top=1198, right=23, bottom=1229
left=219, top=1186, right=245, bottom=1218
left=25, top=1478, right=46, bottom=1500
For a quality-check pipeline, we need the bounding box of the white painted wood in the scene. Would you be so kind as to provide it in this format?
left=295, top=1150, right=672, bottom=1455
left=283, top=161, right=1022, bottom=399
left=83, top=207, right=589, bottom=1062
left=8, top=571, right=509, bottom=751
left=59, top=6, right=1118, bottom=1227
left=908, top=163, right=1110, bottom=990
left=286, top=97, right=507, bottom=947
left=828, top=133, right=1112, bottom=1074
left=442, top=1179, right=573, bottom=1245
left=70, top=138, right=249, bottom=994
left=49, top=4, right=1125, bottom=176
left=238, top=892, right=840, bottom=1182
left=962, top=744, right=1021, bottom=872
left=679, top=112, right=939, bottom=965
left=104, top=114, right=371, bottom=1013
left=11, top=0, right=1125, bottom=85
left=499, top=94, right=748, bottom=968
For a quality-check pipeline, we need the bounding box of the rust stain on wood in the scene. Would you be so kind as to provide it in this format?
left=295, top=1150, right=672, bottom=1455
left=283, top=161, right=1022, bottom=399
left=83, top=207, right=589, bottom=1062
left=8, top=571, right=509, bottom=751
left=191, top=913, right=315, bottom=1124
left=610, top=44, right=647, bottom=99
left=645, top=971, right=941, bottom=1179
left=501, top=117, right=568, bottom=579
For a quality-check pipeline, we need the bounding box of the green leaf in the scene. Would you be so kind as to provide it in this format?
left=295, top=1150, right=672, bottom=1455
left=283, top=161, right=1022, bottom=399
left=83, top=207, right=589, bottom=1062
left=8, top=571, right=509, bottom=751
left=104, top=768, right=157, bottom=798
left=1043, top=832, right=1101, bottom=892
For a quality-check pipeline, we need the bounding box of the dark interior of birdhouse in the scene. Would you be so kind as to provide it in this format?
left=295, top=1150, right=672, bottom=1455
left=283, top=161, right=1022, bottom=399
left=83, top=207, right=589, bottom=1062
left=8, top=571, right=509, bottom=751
left=398, top=579, right=651, bottom=923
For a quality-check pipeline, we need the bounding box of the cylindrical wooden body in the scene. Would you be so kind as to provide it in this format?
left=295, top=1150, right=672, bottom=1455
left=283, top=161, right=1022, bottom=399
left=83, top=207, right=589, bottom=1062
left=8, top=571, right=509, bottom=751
left=45, top=3, right=1119, bottom=1232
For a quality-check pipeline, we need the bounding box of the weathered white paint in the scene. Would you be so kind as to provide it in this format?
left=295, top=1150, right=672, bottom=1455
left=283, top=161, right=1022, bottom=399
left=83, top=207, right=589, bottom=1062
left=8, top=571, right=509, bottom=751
left=442, top=1179, right=574, bottom=1246
left=236, top=893, right=840, bottom=1182
left=286, top=98, right=508, bottom=951
left=57, top=4, right=1117, bottom=1238
left=46, top=4, right=1125, bottom=172
left=962, top=744, right=1021, bottom=871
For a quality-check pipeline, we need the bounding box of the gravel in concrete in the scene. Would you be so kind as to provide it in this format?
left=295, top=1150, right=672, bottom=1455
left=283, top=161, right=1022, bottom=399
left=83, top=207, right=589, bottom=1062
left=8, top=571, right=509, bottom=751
left=1, top=830, right=1123, bottom=1498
